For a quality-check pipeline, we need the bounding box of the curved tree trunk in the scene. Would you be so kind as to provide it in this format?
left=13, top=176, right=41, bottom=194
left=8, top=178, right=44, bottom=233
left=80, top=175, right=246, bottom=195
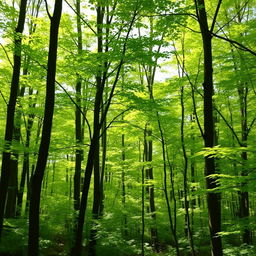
left=28, top=1, right=62, bottom=255
left=0, top=0, right=27, bottom=238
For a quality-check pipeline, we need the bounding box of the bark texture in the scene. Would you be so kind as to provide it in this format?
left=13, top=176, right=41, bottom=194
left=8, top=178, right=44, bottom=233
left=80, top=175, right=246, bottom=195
left=28, top=1, right=62, bottom=255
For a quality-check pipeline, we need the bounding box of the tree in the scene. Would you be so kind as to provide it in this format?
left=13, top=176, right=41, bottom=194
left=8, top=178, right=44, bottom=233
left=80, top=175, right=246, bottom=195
left=74, top=0, right=83, bottom=212
left=0, top=0, right=27, bottom=238
left=28, top=1, right=62, bottom=255
left=194, top=0, right=223, bottom=255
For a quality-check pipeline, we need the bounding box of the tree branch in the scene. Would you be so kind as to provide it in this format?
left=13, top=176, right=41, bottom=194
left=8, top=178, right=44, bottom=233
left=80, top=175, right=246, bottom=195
left=99, top=107, right=131, bottom=138
left=44, top=0, right=52, bottom=19
left=64, top=0, right=97, bottom=35
left=55, top=80, right=92, bottom=140
left=0, top=43, right=13, bottom=68
left=214, top=107, right=242, bottom=146
left=212, top=32, right=256, bottom=56
left=247, top=117, right=256, bottom=136
left=210, top=0, right=222, bottom=33
left=0, top=90, right=8, bottom=105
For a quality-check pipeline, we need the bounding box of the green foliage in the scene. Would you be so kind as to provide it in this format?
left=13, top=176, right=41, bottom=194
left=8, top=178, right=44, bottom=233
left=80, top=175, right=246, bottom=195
left=1, top=0, right=256, bottom=255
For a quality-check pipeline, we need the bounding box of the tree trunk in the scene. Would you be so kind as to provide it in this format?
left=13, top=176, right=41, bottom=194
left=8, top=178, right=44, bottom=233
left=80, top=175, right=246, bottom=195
left=88, top=5, right=105, bottom=256
left=180, top=85, right=196, bottom=256
left=144, top=126, right=159, bottom=251
left=0, top=0, right=27, bottom=237
left=74, top=0, right=83, bottom=212
left=140, top=139, right=145, bottom=256
left=195, top=0, right=223, bottom=255
left=5, top=87, right=25, bottom=218
left=28, top=1, right=62, bottom=255
left=238, top=85, right=251, bottom=244
left=71, top=7, right=137, bottom=255
left=16, top=90, right=36, bottom=216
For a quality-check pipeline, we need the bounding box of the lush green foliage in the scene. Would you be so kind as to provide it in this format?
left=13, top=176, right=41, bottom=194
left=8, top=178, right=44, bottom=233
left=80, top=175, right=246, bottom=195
left=0, top=0, right=256, bottom=255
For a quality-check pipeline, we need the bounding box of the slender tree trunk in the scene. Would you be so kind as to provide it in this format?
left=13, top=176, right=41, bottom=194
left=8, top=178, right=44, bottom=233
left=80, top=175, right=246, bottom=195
left=144, top=126, right=159, bottom=251
left=88, top=5, right=105, bottom=256
left=71, top=114, right=102, bottom=256
left=237, top=85, right=251, bottom=244
left=74, top=0, right=83, bottom=211
left=195, top=0, right=223, bottom=255
left=25, top=118, right=42, bottom=214
left=5, top=88, right=25, bottom=218
left=16, top=90, right=36, bottom=216
left=158, top=119, right=180, bottom=255
left=28, top=1, right=62, bottom=255
left=180, top=85, right=196, bottom=256
left=8, top=0, right=41, bottom=216
left=140, top=139, right=145, bottom=256
left=0, top=0, right=27, bottom=237
left=190, top=114, right=197, bottom=212
left=121, top=133, right=128, bottom=236
left=71, top=7, right=137, bottom=255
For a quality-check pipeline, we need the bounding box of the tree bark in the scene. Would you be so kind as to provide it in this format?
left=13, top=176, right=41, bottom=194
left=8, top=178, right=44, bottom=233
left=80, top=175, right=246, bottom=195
left=88, top=5, right=105, bottom=256
left=195, top=0, right=223, bottom=255
left=0, top=0, right=27, bottom=237
left=28, top=1, right=62, bottom=255
left=74, top=0, right=83, bottom=212
left=71, top=7, right=137, bottom=255
left=16, top=89, right=36, bottom=216
left=238, top=85, right=251, bottom=244
left=180, top=85, right=196, bottom=256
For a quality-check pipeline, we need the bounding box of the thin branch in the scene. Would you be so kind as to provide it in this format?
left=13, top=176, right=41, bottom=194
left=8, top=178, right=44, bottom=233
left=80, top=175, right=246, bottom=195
left=64, top=0, right=97, bottom=35
left=55, top=80, right=92, bottom=140
left=44, top=0, right=52, bottom=19
left=215, top=0, right=249, bottom=33
left=194, top=0, right=199, bottom=21
left=99, top=107, right=131, bottom=138
left=108, top=0, right=118, bottom=25
left=210, top=0, right=222, bottom=33
left=0, top=90, right=8, bottom=105
left=100, top=9, right=139, bottom=127
left=212, top=32, right=256, bottom=56
left=0, top=43, right=13, bottom=68
left=214, top=107, right=242, bottom=146
left=172, top=45, right=204, bottom=138
left=27, top=56, right=92, bottom=140
left=143, top=12, right=198, bottom=21
left=121, top=120, right=161, bottom=141
left=247, top=117, right=256, bottom=136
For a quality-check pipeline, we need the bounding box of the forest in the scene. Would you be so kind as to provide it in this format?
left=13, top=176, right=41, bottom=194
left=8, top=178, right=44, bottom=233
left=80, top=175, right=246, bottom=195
left=0, top=0, right=256, bottom=255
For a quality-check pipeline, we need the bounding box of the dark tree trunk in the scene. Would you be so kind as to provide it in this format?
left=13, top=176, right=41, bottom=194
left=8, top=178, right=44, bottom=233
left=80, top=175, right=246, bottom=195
left=180, top=85, right=195, bottom=256
left=88, top=5, right=105, bottom=256
left=16, top=94, right=35, bottom=216
left=195, top=0, right=223, bottom=255
left=121, top=133, right=128, bottom=236
left=0, top=0, right=27, bottom=237
left=140, top=140, right=145, bottom=256
left=71, top=7, right=137, bottom=255
left=28, top=1, right=62, bottom=255
left=71, top=112, right=102, bottom=256
left=238, top=85, right=251, bottom=244
left=144, top=127, right=159, bottom=251
left=158, top=119, right=180, bottom=256
left=74, top=0, right=83, bottom=211
left=5, top=86, right=25, bottom=218
left=5, top=158, right=18, bottom=218
left=25, top=118, right=42, bottom=214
